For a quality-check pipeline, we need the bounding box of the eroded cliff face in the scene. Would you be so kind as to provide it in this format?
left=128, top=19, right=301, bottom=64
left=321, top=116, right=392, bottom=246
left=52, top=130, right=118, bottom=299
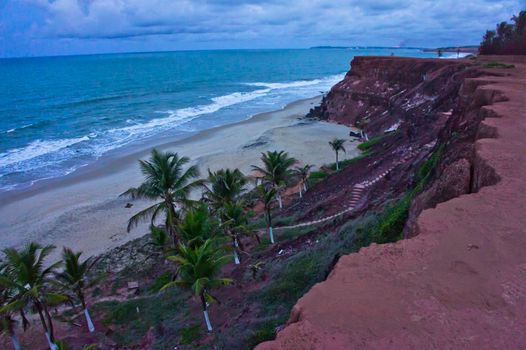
left=258, top=56, right=526, bottom=349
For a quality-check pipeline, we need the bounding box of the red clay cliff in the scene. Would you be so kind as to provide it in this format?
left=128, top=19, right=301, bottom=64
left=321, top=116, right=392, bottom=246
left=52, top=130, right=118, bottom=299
left=257, top=55, right=526, bottom=349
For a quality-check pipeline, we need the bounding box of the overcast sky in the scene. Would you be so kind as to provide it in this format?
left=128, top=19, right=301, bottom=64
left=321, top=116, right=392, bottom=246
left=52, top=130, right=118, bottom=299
left=0, top=0, right=523, bottom=58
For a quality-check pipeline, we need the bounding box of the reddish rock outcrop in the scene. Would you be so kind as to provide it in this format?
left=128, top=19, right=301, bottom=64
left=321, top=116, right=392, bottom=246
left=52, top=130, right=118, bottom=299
left=258, top=56, right=526, bottom=349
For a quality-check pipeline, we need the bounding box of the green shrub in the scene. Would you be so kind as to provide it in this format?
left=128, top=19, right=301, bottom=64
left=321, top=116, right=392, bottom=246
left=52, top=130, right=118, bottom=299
left=95, top=289, right=183, bottom=345
left=371, top=196, right=411, bottom=244
left=307, top=170, right=330, bottom=186
left=485, top=61, right=515, bottom=69
left=327, top=153, right=370, bottom=171
left=245, top=319, right=284, bottom=349
left=357, top=135, right=385, bottom=152
left=148, top=272, right=172, bottom=293
left=180, top=325, right=201, bottom=345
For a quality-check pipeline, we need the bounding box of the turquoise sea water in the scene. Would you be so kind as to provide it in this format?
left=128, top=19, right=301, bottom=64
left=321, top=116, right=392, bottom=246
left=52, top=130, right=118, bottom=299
left=0, top=48, right=437, bottom=192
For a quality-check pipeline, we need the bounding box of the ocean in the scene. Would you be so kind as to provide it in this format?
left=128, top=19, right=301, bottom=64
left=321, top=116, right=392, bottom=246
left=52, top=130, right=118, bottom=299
left=0, top=48, right=438, bottom=192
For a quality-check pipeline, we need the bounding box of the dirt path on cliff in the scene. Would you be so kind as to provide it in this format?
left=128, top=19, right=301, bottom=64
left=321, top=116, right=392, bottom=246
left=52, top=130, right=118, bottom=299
left=257, top=56, right=526, bottom=350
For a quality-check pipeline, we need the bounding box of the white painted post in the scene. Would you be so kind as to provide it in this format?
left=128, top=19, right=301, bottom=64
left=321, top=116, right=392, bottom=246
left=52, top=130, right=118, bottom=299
left=84, top=308, right=95, bottom=332
left=11, top=334, right=21, bottom=350
left=203, top=310, right=213, bottom=332
left=269, top=226, right=275, bottom=244
left=45, top=332, right=58, bottom=350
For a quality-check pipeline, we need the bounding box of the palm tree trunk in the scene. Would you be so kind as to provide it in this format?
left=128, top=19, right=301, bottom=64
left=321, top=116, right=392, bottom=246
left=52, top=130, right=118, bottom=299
left=303, top=182, right=307, bottom=192
left=233, top=237, right=240, bottom=265
left=299, top=187, right=302, bottom=198
left=84, top=308, right=95, bottom=333
left=277, top=194, right=283, bottom=209
left=336, top=152, right=339, bottom=170
left=10, top=333, right=21, bottom=350
left=35, top=303, right=56, bottom=350
left=200, top=294, right=213, bottom=332
left=80, top=296, right=95, bottom=333
left=43, top=305, right=57, bottom=347
left=267, top=210, right=275, bottom=244
left=165, top=200, right=178, bottom=246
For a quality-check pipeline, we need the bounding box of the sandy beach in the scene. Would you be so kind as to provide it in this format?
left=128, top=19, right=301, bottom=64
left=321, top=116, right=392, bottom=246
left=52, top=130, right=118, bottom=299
left=0, top=96, right=359, bottom=260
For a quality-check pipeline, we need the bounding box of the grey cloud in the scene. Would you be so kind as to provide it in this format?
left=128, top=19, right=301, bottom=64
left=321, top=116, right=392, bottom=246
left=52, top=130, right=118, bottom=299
left=14, top=0, right=526, bottom=46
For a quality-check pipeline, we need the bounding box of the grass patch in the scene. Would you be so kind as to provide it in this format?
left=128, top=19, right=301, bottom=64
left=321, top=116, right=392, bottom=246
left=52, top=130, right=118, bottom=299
left=245, top=319, right=286, bottom=349
left=327, top=152, right=371, bottom=172
left=307, top=170, right=330, bottom=186
left=357, top=135, right=386, bottom=152
left=277, top=225, right=316, bottom=242
left=147, top=272, right=172, bottom=293
left=371, top=145, right=444, bottom=243
left=180, top=324, right=202, bottom=345
left=307, top=152, right=372, bottom=187
left=94, top=289, right=184, bottom=345
left=485, top=61, right=515, bottom=69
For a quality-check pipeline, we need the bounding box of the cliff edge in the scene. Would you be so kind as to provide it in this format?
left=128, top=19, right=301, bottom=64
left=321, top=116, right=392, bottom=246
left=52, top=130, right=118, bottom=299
left=257, top=56, right=526, bottom=349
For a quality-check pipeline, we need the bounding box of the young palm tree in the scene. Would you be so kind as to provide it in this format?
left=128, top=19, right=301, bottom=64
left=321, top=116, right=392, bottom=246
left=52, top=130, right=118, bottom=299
left=329, top=138, right=346, bottom=170
left=203, top=168, right=247, bottom=211
left=177, top=203, right=221, bottom=248
left=0, top=280, right=23, bottom=350
left=257, top=185, right=277, bottom=244
left=122, top=149, right=203, bottom=245
left=293, top=164, right=313, bottom=198
left=161, top=240, right=232, bottom=332
left=54, top=248, right=100, bottom=333
left=149, top=225, right=171, bottom=254
left=251, top=150, right=296, bottom=209
left=221, top=201, right=253, bottom=264
left=0, top=243, right=65, bottom=350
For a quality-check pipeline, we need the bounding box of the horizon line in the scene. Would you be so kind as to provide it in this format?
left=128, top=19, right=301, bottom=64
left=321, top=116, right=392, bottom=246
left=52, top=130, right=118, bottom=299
left=0, top=45, right=476, bottom=60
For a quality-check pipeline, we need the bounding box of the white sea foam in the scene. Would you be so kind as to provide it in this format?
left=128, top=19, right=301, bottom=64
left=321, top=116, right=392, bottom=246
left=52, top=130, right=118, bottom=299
left=0, top=73, right=346, bottom=189
left=0, top=136, right=89, bottom=167
left=103, top=74, right=344, bottom=148
left=440, top=52, right=472, bottom=59
left=246, top=80, right=321, bottom=89
left=112, top=88, right=271, bottom=137
left=3, top=124, right=34, bottom=134
left=245, top=74, right=344, bottom=90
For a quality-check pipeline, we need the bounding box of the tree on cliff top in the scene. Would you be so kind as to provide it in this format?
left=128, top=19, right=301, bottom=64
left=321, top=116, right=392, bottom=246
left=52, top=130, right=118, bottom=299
left=479, top=10, right=526, bottom=55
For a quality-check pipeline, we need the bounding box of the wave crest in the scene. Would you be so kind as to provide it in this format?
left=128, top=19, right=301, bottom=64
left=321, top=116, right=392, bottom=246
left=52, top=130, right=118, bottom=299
left=0, top=136, right=89, bottom=167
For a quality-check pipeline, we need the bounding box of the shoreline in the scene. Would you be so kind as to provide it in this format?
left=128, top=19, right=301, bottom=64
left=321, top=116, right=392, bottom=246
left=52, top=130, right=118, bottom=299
left=0, top=96, right=320, bottom=206
left=0, top=95, right=359, bottom=260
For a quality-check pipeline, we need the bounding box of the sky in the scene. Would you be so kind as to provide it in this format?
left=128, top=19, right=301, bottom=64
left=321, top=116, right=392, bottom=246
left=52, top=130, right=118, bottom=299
left=0, top=0, right=523, bottom=58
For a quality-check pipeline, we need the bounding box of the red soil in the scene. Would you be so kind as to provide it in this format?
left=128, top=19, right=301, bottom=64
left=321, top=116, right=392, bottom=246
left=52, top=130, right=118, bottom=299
left=257, top=56, right=526, bottom=349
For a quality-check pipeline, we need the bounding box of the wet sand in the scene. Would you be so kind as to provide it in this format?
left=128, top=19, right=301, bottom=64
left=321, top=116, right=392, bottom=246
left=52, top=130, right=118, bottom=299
left=0, top=96, right=359, bottom=260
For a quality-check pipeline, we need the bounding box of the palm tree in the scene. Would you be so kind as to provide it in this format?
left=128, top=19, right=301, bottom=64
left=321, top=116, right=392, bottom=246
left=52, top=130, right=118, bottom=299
left=177, top=203, right=221, bottom=248
left=161, top=240, right=232, bottom=332
left=0, top=278, right=25, bottom=350
left=221, top=201, right=253, bottom=264
left=251, top=151, right=296, bottom=209
left=54, top=248, right=99, bottom=333
left=329, top=138, right=346, bottom=170
left=0, top=243, right=65, bottom=350
left=122, top=149, right=203, bottom=246
left=257, top=185, right=277, bottom=244
left=294, top=164, right=313, bottom=198
left=149, top=225, right=171, bottom=254
left=203, top=168, right=247, bottom=211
